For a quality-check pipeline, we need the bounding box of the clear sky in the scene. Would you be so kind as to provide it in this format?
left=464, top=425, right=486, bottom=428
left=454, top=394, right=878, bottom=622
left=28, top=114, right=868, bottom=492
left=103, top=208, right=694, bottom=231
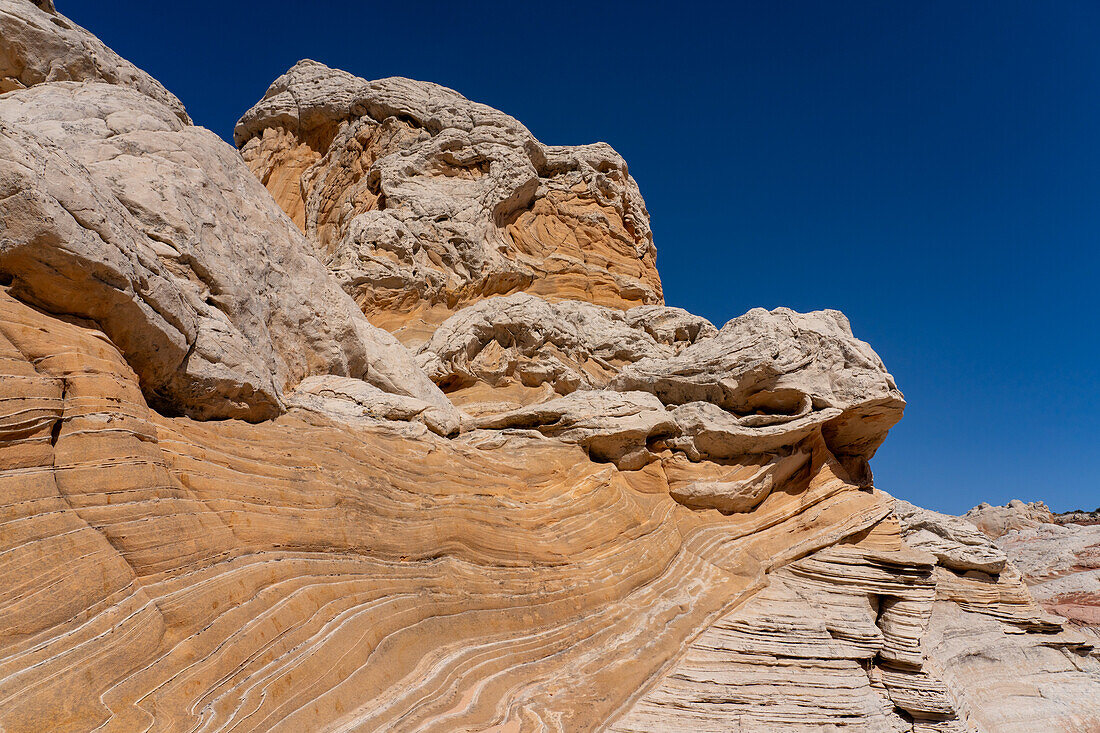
left=62, top=1, right=1100, bottom=514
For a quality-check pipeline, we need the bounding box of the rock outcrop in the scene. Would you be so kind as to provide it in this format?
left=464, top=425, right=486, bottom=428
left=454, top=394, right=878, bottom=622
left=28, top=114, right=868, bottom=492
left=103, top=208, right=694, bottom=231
left=615, top=502, right=1100, bottom=733
left=1, top=4, right=1099, bottom=732
left=614, top=521, right=955, bottom=732
left=965, top=499, right=1057, bottom=537
left=892, top=499, right=1100, bottom=731
left=895, top=499, right=1008, bottom=574
left=1053, top=507, right=1100, bottom=526
left=0, top=73, right=452, bottom=424
left=416, top=292, right=714, bottom=408
left=611, top=306, right=906, bottom=485
left=966, top=500, right=1100, bottom=631
left=443, top=304, right=902, bottom=485
left=0, top=282, right=902, bottom=733
left=235, top=60, right=662, bottom=344
left=0, top=0, right=189, bottom=120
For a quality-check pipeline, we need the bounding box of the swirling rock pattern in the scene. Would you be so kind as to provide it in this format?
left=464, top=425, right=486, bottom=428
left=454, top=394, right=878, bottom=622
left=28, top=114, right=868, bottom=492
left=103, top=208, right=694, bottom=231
left=416, top=292, right=715, bottom=414
left=615, top=504, right=1100, bottom=732
left=1, top=3, right=1099, bottom=732
left=0, top=288, right=894, bottom=732
left=612, top=519, right=956, bottom=732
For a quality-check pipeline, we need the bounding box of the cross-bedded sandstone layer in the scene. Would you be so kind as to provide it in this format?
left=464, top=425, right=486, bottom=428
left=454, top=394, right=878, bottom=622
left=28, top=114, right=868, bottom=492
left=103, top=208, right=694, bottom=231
left=0, top=286, right=894, bottom=731
left=1, top=2, right=1099, bottom=731
left=966, top=500, right=1100, bottom=632
left=613, top=502, right=1100, bottom=733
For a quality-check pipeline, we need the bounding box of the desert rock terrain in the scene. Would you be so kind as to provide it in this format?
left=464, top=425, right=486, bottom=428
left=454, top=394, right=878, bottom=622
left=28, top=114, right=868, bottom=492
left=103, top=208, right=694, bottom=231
left=1, top=2, right=1098, bottom=731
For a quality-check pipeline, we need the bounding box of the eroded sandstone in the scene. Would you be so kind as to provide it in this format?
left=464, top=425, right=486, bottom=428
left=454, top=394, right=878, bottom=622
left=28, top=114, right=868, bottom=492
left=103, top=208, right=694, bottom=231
left=0, top=79, right=453, bottom=422
left=235, top=60, right=662, bottom=343
left=415, top=292, right=714, bottom=418
left=0, top=0, right=189, bottom=120
left=0, top=285, right=900, bottom=733
left=966, top=500, right=1100, bottom=631
left=612, top=306, right=906, bottom=483
left=1, top=5, right=1098, bottom=732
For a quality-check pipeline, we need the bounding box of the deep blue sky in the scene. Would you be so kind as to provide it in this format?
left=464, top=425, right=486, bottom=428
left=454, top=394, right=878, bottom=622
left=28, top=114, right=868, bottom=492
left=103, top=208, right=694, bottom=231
left=63, top=1, right=1100, bottom=514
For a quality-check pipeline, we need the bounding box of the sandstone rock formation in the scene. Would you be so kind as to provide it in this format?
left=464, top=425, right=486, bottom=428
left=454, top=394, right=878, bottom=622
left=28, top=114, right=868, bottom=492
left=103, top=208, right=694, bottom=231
left=965, top=499, right=1058, bottom=537
left=0, top=0, right=189, bottom=120
left=0, top=43, right=453, bottom=423
left=0, top=282, right=904, bottom=732
left=439, top=303, right=902, bottom=487
left=614, top=526, right=958, bottom=733
left=615, top=501, right=1100, bottom=733
left=1, top=3, right=1099, bottom=732
left=612, top=306, right=905, bottom=486
left=235, top=60, right=662, bottom=344
left=966, top=500, right=1100, bottom=632
left=1052, top=507, right=1100, bottom=526
left=891, top=499, right=1100, bottom=731
left=895, top=499, right=1009, bottom=574
left=416, top=292, right=714, bottom=409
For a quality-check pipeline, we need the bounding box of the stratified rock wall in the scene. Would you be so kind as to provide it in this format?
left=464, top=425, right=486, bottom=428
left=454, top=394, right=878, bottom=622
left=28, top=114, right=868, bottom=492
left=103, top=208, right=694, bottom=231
left=0, top=286, right=897, bottom=733
left=967, top=500, right=1100, bottom=631
left=899, top=500, right=1100, bottom=731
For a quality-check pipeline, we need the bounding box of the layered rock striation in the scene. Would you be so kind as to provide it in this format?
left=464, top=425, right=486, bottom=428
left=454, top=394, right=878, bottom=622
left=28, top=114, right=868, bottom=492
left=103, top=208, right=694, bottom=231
left=966, top=500, right=1100, bottom=632
left=895, top=500, right=1100, bottom=732
left=1, top=3, right=1099, bottom=731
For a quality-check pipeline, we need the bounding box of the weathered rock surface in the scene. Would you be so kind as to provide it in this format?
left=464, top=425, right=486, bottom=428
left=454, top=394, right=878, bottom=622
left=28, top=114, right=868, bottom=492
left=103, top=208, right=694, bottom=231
left=0, top=78, right=453, bottom=422
left=895, top=499, right=1008, bottom=573
left=0, top=0, right=189, bottom=120
left=235, top=60, right=662, bottom=344
left=467, top=390, right=676, bottom=470
left=616, top=499, right=1100, bottom=733
left=614, top=494, right=1100, bottom=732
left=967, top=500, right=1100, bottom=630
left=416, top=292, right=714, bottom=412
left=286, top=375, right=459, bottom=437
left=924, top=602, right=1100, bottom=732
left=667, top=446, right=811, bottom=513
left=612, top=306, right=905, bottom=484
left=0, top=286, right=900, bottom=733
left=1053, top=507, right=1100, bottom=526
left=890, top=498, right=1100, bottom=730
left=965, top=498, right=1056, bottom=537
left=613, top=519, right=955, bottom=732
left=1, top=6, right=1099, bottom=732
left=442, top=305, right=901, bottom=481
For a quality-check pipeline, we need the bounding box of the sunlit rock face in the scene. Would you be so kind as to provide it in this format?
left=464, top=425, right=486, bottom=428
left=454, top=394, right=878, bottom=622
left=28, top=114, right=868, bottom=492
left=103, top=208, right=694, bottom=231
left=0, top=76, right=453, bottom=424
left=234, top=59, right=662, bottom=345
left=966, top=500, right=1100, bottom=631
left=615, top=505, right=1100, bottom=733
left=1, top=2, right=1099, bottom=731
left=0, top=0, right=188, bottom=121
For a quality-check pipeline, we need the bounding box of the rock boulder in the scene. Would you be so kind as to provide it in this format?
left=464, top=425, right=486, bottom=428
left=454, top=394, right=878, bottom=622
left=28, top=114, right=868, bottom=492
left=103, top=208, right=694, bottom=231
left=0, top=81, right=453, bottom=422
